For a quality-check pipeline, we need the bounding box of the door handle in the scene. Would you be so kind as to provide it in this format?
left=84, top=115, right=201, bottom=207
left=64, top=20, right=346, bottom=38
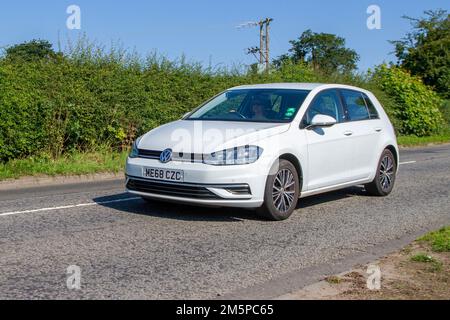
left=375, top=127, right=383, bottom=132
left=343, top=131, right=353, bottom=136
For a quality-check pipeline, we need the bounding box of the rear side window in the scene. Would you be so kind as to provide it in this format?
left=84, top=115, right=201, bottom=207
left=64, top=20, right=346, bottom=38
left=340, top=90, right=370, bottom=121
left=363, top=94, right=380, bottom=119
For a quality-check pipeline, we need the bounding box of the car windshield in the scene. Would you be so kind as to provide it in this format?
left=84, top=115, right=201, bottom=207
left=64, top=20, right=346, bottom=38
left=187, top=89, right=311, bottom=123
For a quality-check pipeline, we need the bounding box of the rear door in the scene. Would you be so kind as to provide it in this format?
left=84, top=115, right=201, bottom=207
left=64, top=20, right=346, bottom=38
left=339, top=89, right=381, bottom=180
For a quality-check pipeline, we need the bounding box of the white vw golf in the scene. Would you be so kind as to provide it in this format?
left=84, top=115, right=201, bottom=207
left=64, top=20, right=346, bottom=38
left=126, top=83, right=399, bottom=220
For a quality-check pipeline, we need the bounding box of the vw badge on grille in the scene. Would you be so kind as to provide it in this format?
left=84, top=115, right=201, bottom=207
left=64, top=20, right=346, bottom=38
left=160, top=148, right=173, bottom=163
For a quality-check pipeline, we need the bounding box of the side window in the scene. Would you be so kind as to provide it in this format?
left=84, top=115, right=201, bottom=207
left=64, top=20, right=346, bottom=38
left=341, top=90, right=370, bottom=121
left=302, top=90, right=344, bottom=127
left=363, top=94, right=380, bottom=119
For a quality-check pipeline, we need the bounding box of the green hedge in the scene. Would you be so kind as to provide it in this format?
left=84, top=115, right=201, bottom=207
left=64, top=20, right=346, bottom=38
left=371, top=65, right=444, bottom=136
left=0, top=53, right=446, bottom=162
left=0, top=58, right=320, bottom=161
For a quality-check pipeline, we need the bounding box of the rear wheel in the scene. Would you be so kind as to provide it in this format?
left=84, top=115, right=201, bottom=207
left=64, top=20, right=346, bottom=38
left=365, top=149, right=397, bottom=196
left=257, top=159, right=300, bottom=221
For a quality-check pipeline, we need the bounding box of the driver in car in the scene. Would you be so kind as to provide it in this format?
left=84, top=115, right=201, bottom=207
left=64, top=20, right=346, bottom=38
left=251, top=99, right=272, bottom=121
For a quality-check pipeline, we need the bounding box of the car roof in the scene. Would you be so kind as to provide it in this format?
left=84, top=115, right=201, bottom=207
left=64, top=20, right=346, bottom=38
left=229, top=82, right=369, bottom=93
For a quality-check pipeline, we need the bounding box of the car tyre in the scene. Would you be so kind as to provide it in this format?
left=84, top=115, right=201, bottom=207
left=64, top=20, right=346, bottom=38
left=365, top=149, right=397, bottom=196
left=257, top=159, right=300, bottom=221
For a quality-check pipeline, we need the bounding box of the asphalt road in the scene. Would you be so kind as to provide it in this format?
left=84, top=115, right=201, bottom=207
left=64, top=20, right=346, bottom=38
left=0, top=145, right=449, bottom=299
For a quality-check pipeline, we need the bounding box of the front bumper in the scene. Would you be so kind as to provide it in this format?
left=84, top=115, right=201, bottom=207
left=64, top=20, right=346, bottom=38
left=125, top=157, right=267, bottom=208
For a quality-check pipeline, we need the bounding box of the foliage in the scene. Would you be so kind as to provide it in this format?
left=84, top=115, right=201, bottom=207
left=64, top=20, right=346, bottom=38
left=3, top=39, right=58, bottom=62
left=391, top=10, right=450, bottom=98
left=410, top=253, right=436, bottom=263
left=0, top=38, right=447, bottom=162
left=273, top=29, right=360, bottom=74
left=0, top=45, right=321, bottom=162
left=410, top=253, right=443, bottom=271
left=418, top=227, right=450, bottom=252
left=439, top=99, right=450, bottom=129
left=371, top=65, right=444, bottom=136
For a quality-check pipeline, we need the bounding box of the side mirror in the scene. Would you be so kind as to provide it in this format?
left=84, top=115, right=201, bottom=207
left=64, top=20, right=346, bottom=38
left=307, top=114, right=337, bottom=129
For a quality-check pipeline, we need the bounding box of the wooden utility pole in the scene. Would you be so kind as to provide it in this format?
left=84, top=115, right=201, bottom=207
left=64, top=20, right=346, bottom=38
left=242, top=18, right=273, bottom=73
left=264, top=18, right=272, bottom=72
left=259, top=22, right=264, bottom=65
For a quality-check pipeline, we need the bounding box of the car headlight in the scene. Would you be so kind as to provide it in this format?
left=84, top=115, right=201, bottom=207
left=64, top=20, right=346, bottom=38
left=203, top=146, right=263, bottom=165
left=129, top=136, right=143, bottom=158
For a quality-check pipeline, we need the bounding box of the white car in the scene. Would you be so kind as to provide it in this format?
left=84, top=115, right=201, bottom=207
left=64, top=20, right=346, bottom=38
left=126, top=83, right=398, bottom=220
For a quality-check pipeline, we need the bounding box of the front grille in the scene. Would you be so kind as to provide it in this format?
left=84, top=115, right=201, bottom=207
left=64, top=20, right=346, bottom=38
left=138, top=149, right=204, bottom=163
left=138, top=149, right=161, bottom=159
left=126, top=178, right=221, bottom=199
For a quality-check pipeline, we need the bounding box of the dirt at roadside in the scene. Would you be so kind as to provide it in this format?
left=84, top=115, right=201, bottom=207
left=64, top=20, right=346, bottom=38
left=278, top=239, right=450, bottom=300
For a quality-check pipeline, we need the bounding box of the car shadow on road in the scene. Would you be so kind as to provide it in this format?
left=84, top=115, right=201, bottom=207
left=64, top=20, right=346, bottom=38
left=93, top=193, right=261, bottom=222
left=93, top=186, right=367, bottom=222
left=297, top=186, right=367, bottom=209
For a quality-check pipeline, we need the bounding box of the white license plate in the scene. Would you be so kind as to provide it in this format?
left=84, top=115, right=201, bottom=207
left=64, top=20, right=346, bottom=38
left=142, top=167, right=184, bottom=182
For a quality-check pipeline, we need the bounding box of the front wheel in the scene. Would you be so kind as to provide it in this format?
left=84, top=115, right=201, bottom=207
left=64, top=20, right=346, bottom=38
left=365, top=149, right=397, bottom=196
left=257, top=159, right=300, bottom=221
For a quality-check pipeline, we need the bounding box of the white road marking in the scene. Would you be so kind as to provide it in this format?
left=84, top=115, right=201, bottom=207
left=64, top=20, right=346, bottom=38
left=399, top=161, right=417, bottom=165
left=0, top=197, right=141, bottom=217
left=0, top=161, right=419, bottom=218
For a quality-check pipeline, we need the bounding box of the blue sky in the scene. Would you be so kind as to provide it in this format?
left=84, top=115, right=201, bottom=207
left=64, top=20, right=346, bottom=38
left=0, top=0, right=448, bottom=71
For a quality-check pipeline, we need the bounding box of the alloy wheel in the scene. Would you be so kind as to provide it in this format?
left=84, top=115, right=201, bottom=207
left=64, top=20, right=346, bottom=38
left=379, top=155, right=395, bottom=191
left=272, top=169, right=296, bottom=213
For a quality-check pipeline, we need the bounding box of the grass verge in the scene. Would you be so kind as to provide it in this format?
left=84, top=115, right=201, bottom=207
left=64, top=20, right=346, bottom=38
left=279, top=226, right=450, bottom=300
left=418, top=227, right=450, bottom=252
left=397, top=133, right=450, bottom=147
left=0, top=149, right=129, bottom=181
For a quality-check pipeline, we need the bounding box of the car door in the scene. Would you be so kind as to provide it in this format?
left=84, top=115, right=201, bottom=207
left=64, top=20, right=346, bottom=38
left=302, top=89, right=354, bottom=190
left=339, top=89, right=381, bottom=180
